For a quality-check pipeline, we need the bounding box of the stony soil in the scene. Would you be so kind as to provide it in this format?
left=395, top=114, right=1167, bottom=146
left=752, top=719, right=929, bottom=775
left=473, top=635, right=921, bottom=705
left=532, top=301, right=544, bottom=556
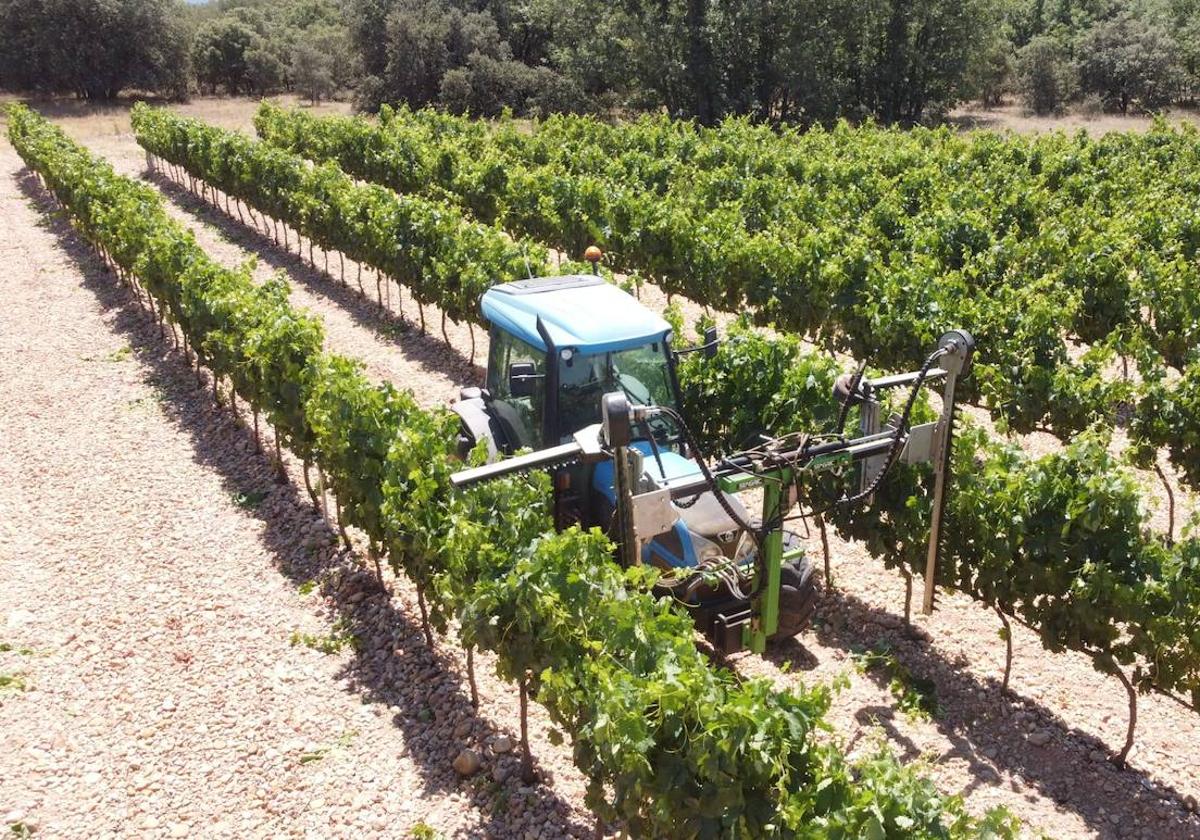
left=2, top=96, right=1199, bottom=839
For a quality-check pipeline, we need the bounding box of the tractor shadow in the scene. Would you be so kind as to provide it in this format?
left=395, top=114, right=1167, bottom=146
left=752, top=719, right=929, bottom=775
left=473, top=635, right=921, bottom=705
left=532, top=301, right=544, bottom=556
left=766, top=582, right=1200, bottom=839
left=18, top=170, right=592, bottom=839
left=142, top=167, right=486, bottom=387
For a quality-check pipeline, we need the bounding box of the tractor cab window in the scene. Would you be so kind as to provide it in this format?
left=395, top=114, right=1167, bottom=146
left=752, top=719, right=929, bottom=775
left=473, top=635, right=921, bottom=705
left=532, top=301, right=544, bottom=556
left=487, top=330, right=545, bottom=450
left=557, top=342, right=676, bottom=441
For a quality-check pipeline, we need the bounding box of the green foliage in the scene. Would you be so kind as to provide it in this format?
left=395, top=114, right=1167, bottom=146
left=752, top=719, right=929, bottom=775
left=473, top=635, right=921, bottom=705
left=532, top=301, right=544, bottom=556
left=291, top=29, right=339, bottom=103
left=1017, top=35, right=1075, bottom=114
left=1076, top=14, right=1183, bottom=114
left=345, top=0, right=1003, bottom=122
left=189, top=0, right=348, bottom=96
left=232, top=489, right=268, bottom=509
left=305, top=352, right=417, bottom=548
left=16, top=103, right=1011, bottom=837
left=0, top=673, right=27, bottom=692
left=290, top=619, right=360, bottom=654
left=0, top=0, right=189, bottom=100
left=677, top=317, right=842, bottom=453
left=410, top=823, right=441, bottom=840
left=677, top=324, right=1200, bottom=711
left=133, top=104, right=549, bottom=329
left=855, top=645, right=939, bottom=720
left=261, top=104, right=1200, bottom=449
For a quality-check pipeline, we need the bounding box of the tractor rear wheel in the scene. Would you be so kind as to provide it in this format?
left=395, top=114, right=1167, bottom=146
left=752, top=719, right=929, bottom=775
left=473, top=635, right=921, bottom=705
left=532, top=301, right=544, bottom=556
left=775, top=554, right=818, bottom=640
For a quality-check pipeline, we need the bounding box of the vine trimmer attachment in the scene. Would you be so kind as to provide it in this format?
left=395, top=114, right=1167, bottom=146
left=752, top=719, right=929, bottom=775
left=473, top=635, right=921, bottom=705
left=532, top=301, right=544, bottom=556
left=449, top=266, right=974, bottom=653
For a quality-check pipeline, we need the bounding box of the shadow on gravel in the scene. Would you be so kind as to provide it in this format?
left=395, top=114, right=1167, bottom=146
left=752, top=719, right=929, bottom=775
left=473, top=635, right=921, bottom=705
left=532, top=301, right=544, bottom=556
left=17, top=169, right=591, bottom=840
left=766, top=583, right=1200, bottom=840
left=143, top=167, right=486, bottom=387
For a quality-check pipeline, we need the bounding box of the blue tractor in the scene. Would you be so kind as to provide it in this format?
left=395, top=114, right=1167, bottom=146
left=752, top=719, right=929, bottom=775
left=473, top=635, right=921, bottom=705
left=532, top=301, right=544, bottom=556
left=451, top=265, right=974, bottom=654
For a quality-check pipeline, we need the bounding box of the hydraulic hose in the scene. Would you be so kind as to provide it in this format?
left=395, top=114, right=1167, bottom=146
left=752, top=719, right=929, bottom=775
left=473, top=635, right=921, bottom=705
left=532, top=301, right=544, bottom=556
left=813, top=344, right=949, bottom=514
left=834, top=360, right=869, bottom=436
left=653, top=404, right=769, bottom=600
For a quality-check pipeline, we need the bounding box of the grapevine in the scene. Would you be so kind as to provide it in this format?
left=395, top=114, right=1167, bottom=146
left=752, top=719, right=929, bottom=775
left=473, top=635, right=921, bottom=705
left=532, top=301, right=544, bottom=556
left=11, top=103, right=1016, bottom=838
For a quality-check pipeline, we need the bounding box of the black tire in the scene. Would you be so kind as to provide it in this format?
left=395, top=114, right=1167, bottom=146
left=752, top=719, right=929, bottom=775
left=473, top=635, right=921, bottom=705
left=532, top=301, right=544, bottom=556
left=776, top=555, right=818, bottom=639
left=456, top=430, right=475, bottom=461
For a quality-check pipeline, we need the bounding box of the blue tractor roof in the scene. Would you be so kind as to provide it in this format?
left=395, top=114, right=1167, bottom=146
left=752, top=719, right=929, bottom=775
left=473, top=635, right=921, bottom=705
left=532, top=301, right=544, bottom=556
left=481, top=275, right=671, bottom=354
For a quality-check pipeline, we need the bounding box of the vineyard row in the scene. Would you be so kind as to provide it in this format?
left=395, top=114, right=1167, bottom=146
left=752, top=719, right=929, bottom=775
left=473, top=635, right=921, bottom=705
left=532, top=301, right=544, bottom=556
left=131, top=105, right=1200, bottom=766
left=9, top=103, right=1015, bottom=838
left=253, top=104, right=1200, bottom=491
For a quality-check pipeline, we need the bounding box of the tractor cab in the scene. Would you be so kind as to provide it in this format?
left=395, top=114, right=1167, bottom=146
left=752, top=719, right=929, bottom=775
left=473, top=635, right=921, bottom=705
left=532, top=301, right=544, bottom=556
left=452, top=273, right=755, bottom=571
left=453, top=273, right=685, bottom=458
left=474, top=273, right=679, bottom=452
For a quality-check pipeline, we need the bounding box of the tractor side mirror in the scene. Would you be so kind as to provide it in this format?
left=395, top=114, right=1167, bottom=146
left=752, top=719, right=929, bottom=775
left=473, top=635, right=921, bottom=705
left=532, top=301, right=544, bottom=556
left=508, top=362, right=539, bottom=398
left=703, top=326, right=719, bottom=359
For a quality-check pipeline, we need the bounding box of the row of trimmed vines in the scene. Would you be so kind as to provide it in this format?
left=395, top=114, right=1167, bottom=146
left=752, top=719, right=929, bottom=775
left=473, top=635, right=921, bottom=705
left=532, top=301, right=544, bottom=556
left=676, top=318, right=1200, bottom=766
left=130, top=103, right=558, bottom=365
left=137, top=100, right=1200, bottom=774
left=254, top=103, right=1200, bottom=497
left=10, top=103, right=1019, bottom=838
left=250, top=102, right=1200, bottom=763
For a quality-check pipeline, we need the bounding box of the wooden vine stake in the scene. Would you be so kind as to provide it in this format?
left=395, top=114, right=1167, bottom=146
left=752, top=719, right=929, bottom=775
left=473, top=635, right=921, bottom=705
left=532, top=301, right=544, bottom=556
left=519, top=671, right=536, bottom=783
left=995, top=607, right=1013, bottom=694
left=816, top=513, right=832, bottom=587
left=465, top=644, right=478, bottom=707
left=415, top=584, right=433, bottom=648
left=1153, top=461, right=1175, bottom=544
left=334, top=495, right=352, bottom=550
left=1108, top=658, right=1138, bottom=767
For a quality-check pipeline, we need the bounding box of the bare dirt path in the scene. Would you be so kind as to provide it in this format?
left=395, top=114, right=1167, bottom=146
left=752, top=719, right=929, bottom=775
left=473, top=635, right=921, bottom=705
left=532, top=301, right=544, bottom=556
left=0, top=139, right=595, bottom=838
left=4, top=96, right=1200, bottom=839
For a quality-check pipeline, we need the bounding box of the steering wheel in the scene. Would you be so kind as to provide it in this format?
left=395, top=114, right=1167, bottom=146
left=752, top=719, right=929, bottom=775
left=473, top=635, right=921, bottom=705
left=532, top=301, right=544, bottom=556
left=614, top=372, right=652, bottom=406
left=638, top=409, right=683, bottom=450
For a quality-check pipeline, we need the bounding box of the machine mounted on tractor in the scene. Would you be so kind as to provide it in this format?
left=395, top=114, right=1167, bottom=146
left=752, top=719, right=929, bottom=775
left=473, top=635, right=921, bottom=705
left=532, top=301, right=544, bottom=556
left=450, top=252, right=975, bottom=655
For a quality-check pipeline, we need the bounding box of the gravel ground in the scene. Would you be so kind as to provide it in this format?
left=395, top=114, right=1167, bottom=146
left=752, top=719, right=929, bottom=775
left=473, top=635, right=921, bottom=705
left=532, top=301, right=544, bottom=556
left=3, top=97, right=1200, bottom=839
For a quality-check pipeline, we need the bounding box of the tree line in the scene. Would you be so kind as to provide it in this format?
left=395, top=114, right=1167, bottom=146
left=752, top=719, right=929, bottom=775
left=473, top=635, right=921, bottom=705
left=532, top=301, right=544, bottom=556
left=2, top=0, right=1199, bottom=121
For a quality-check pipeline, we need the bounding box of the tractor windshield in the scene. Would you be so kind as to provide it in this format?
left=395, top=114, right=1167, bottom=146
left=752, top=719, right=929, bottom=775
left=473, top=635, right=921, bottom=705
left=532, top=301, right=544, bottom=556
left=556, top=341, right=676, bottom=441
